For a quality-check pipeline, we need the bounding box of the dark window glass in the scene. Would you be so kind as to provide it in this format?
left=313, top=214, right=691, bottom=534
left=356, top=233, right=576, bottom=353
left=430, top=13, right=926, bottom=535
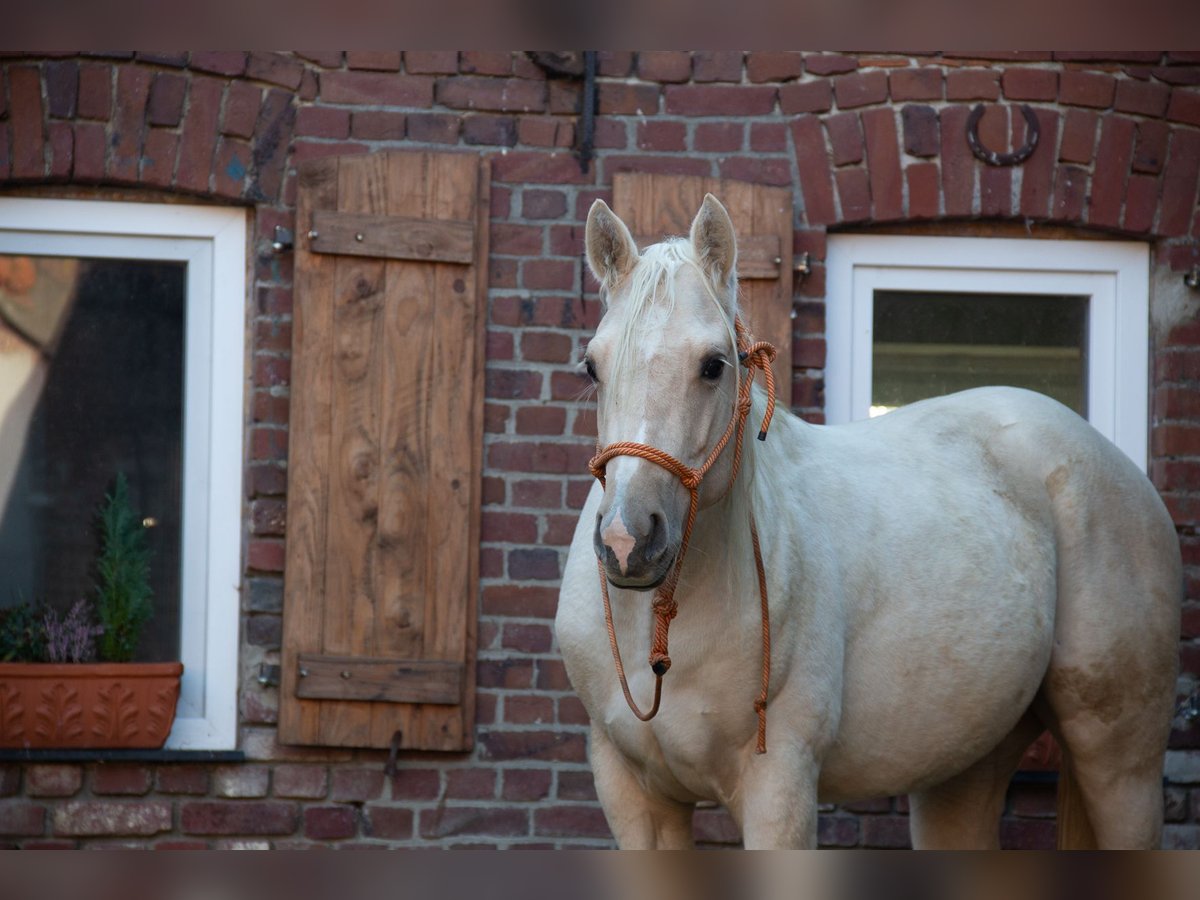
left=0, top=255, right=184, bottom=660
left=872, top=290, right=1088, bottom=417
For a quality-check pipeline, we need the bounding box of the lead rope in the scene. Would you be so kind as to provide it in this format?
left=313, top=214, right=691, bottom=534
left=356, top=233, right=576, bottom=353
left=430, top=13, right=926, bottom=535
left=590, top=318, right=777, bottom=753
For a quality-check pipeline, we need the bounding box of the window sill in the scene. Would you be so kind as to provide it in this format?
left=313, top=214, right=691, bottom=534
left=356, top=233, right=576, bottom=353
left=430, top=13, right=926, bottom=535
left=0, top=748, right=245, bottom=763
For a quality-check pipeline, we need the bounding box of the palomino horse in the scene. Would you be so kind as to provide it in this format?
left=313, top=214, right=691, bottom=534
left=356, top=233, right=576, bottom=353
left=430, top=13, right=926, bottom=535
left=555, top=194, right=1182, bottom=849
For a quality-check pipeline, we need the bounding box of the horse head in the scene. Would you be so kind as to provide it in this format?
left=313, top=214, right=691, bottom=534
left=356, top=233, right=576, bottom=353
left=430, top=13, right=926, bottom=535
left=583, top=194, right=746, bottom=591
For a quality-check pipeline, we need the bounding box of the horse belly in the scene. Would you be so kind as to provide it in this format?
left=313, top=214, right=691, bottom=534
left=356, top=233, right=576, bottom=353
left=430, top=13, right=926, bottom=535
left=817, top=514, right=1056, bottom=802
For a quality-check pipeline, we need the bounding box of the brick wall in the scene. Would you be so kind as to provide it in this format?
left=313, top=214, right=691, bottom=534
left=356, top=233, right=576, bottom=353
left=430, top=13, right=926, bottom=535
left=1, top=50, right=1199, bottom=848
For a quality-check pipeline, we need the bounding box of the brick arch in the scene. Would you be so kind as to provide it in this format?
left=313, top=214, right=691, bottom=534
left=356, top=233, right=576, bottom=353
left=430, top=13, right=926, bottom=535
left=789, top=95, right=1200, bottom=252
left=0, top=54, right=302, bottom=205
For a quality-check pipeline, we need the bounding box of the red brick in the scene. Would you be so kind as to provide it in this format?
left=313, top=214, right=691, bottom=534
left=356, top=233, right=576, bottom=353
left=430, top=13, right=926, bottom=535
left=1122, top=174, right=1159, bottom=232
left=890, top=67, right=943, bottom=101
left=664, top=85, right=776, bottom=116
left=44, top=122, right=70, bottom=178
left=91, top=766, right=152, bottom=796
left=523, top=259, right=576, bottom=290
left=502, top=623, right=553, bottom=653
left=346, top=51, right=400, bottom=71
left=1115, top=79, right=1170, bottom=116
left=439, top=769, right=494, bottom=801
left=835, top=169, right=870, bottom=223
left=76, top=63, right=112, bottom=119
left=597, top=51, right=633, bottom=77
left=1052, top=165, right=1089, bottom=221
left=1155, top=424, right=1200, bottom=456
left=689, top=122, right=739, bottom=153
left=45, top=60, right=78, bottom=117
left=247, top=538, right=285, bottom=572
left=596, top=82, right=659, bottom=117
left=806, top=54, right=858, bottom=76
left=364, top=805, right=413, bottom=839
left=750, top=122, right=787, bottom=152
left=420, top=806, right=528, bottom=839
left=304, top=806, right=357, bottom=841
left=460, top=51, right=513, bottom=75
left=863, top=108, right=903, bottom=221
left=747, top=51, right=803, bottom=83
left=190, top=51, right=247, bottom=76
left=511, top=479, right=561, bottom=509
left=0, top=802, right=44, bottom=837
left=1089, top=116, right=1135, bottom=228
left=637, top=51, right=691, bottom=83
left=9, top=66, right=45, bottom=178
left=901, top=104, right=939, bottom=158
left=221, top=81, right=261, bottom=139
left=1002, top=68, right=1057, bottom=100
left=946, top=69, right=999, bottom=101
left=819, top=815, right=861, bottom=847
left=321, top=72, right=433, bottom=106
left=404, top=51, right=458, bottom=74
left=477, top=659, right=534, bottom=690
left=213, top=137, right=250, bottom=199
left=295, top=106, right=350, bottom=139
left=53, top=801, right=172, bottom=837
left=436, top=76, right=545, bottom=113
left=462, top=114, right=516, bottom=146
left=780, top=80, right=832, bottom=114
left=557, top=771, right=597, bottom=801
left=503, top=769, right=552, bottom=802
left=105, top=65, right=151, bottom=182
left=0, top=767, right=18, bottom=798
left=535, top=805, right=610, bottom=839
left=402, top=112, right=459, bottom=144
left=26, top=766, right=81, bottom=798
left=389, top=768, right=440, bottom=801
left=493, top=151, right=594, bottom=184
left=1161, top=129, right=1200, bottom=236
left=637, top=120, right=686, bottom=152
left=1133, top=120, right=1170, bottom=175
left=825, top=112, right=863, bottom=166
left=508, top=547, right=560, bottom=580
left=792, top=115, right=837, bottom=225
left=246, top=51, right=304, bottom=89
left=940, top=105, right=975, bottom=216
left=1019, top=108, right=1060, bottom=218
left=181, top=802, right=297, bottom=836
left=146, top=72, right=186, bottom=127
left=1168, top=90, right=1200, bottom=127
left=1059, top=109, right=1098, bottom=164
left=980, top=166, right=1013, bottom=217
left=176, top=76, right=222, bottom=193
left=156, top=766, right=209, bottom=795
left=521, top=189, right=567, bottom=220
left=1059, top=70, right=1116, bottom=108
left=482, top=509, right=539, bottom=543
left=718, top=156, right=791, bottom=186
left=833, top=71, right=887, bottom=109
left=330, top=768, right=385, bottom=803
left=692, top=51, right=743, bottom=82
left=481, top=584, right=559, bottom=617
left=861, top=815, right=911, bottom=848
left=521, top=331, right=573, bottom=362
left=1000, top=818, right=1056, bottom=850
left=479, top=728, right=586, bottom=762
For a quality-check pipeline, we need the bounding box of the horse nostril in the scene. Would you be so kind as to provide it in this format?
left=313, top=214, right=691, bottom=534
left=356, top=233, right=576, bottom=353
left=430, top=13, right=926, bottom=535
left=645, top=513, right=668, bottom=562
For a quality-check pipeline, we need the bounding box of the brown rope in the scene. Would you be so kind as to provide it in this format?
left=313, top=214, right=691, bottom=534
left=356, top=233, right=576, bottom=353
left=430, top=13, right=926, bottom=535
left=589, top=317, right=777, bottom=753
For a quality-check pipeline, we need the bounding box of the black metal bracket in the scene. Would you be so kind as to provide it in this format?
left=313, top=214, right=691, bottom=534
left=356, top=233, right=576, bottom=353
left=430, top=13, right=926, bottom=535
left=383, top=729, right=403, bottom=777
left=966, top=103, right=1039, bottom=167
left=527, top=51, right=597, bottom=174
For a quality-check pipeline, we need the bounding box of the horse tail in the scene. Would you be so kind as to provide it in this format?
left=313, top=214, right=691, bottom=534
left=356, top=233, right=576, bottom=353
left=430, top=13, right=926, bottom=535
left=1056, top=749, right=1097, bottom=849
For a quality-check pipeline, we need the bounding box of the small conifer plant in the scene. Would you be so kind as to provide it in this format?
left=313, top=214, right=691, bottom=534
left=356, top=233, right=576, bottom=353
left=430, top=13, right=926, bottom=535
left=94, top=473, right=153, bottom=662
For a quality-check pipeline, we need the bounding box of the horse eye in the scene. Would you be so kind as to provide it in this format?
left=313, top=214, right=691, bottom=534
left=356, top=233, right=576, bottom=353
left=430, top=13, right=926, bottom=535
left=584, top=358, right=598, bottom=383
left=699, top=357, right=726, bottom=382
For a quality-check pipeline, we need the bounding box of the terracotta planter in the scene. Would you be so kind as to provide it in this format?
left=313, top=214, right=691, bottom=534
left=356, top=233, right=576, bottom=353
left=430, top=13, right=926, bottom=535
left=0, top=661, right=183, bottom=749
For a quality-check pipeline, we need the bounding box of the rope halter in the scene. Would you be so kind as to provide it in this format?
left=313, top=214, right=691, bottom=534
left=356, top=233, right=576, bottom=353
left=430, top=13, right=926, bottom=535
left=587, top=317, right=777, bottom=754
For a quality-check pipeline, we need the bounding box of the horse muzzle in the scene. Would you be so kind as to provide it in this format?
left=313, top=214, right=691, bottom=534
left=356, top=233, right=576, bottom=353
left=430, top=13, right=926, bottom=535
left=593, top=508, right=677, bottom=591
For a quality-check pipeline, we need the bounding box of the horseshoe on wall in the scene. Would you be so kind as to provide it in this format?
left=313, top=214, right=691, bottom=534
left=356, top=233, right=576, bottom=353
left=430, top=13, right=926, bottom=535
left=966, top=103, right=1040, bottom=167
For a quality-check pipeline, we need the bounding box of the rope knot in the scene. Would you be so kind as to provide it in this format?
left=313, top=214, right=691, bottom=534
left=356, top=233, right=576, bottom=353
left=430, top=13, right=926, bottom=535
left=753, top=698, right=767, bottom=713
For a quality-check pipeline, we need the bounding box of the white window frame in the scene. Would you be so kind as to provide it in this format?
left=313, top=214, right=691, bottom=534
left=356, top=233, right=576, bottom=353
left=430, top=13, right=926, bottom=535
left=0, top=198, right=245, bottom=749
left=825, top=234, right=1151, bottom=471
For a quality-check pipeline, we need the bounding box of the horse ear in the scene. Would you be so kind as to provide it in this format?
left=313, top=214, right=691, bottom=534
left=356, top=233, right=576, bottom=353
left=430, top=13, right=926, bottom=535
left=689, top=193, right=738, bottom=287
left=585, top=200, right=638, bottom=290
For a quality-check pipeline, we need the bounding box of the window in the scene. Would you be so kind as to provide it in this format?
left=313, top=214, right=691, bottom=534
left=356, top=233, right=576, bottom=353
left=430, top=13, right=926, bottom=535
left=825, top=235, right=1150, bottom=471
left=0, top=198, right=246, bottom=749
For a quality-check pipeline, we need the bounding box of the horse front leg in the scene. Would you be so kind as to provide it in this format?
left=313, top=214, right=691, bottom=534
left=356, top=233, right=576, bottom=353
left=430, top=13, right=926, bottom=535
left=735, top=747, right=821, bottom=848
left=590, top=727, right=694, bottom=848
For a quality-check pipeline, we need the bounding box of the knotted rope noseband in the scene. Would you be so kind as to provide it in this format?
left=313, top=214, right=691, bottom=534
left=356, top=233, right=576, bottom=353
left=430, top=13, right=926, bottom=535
left=588, top=317, right=778, bottom=754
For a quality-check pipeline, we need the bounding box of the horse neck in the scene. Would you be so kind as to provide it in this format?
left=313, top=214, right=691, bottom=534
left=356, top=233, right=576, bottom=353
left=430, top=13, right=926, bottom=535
left=684, top=384, right=804, bottom=603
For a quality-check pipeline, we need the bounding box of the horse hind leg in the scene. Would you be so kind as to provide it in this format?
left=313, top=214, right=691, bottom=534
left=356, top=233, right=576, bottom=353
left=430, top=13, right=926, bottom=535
left=908, top=711, right=1044, bottom=849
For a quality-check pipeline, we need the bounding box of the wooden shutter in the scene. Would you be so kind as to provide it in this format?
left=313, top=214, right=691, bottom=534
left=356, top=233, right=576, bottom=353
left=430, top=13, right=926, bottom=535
left=279, top=151, right=488, bottom=750
left=613, top=173, right=794, bottom=405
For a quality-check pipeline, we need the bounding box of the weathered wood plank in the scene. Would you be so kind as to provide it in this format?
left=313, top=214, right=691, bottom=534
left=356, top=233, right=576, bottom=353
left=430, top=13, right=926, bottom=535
left=296, top=655, right=463, bottom=704
left=279, top=157, right=339, bottom=747
left=309, top=210, right=474, bottom=264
